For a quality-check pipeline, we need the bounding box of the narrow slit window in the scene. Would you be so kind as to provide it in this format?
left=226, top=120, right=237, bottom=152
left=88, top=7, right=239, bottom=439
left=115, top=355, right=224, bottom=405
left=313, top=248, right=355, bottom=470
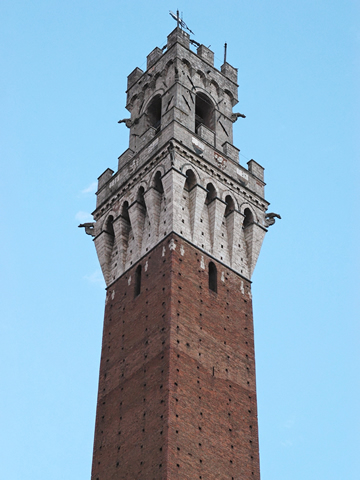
left=134, top=265, right=142, bottom=297
left=209, top=262, right=217, bottom=293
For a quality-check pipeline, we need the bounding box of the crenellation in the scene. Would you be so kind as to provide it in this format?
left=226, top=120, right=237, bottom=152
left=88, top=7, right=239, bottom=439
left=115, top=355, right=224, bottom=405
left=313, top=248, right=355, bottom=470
left=97, top=167, right=114, bottom=190
left=147, top=47, right=163, bottom=70
left=127, top=66, right=144, bottom=91
left=167, top=26, right=190, bottom=50
left=221, top=62, right=238, bottom=84
left=247, top=158, right=265, bottom=182
left=197, top=44, right=215, bottom=66
left=223, top=141, right=239, bottom=163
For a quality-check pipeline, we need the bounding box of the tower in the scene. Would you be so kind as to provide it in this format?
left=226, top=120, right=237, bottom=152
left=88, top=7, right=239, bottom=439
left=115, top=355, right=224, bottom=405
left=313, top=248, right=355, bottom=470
left=81, top=25, right=278, bottom=480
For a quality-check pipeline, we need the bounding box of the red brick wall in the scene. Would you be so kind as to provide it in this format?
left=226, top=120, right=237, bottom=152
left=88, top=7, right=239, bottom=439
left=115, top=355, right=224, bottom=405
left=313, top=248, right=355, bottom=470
left=91, top=234, right=260, bottom=479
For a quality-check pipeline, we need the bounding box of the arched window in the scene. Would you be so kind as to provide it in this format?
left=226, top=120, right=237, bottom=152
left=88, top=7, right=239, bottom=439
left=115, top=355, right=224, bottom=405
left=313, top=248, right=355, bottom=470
left=205, top=183, right=217, bottom=205
left=146, top=95, right=162, bottom=134
left=105, top=215, right=115, bottom=236
left=153, top=171, right=164, bottom=193
left=184, top=169, right=197, bottom=191
left=137, top=186, right=146, bottom=207
left=104, top=215, right=115, bottom=253
left=195, top=92, right=214, bottom=132
left=121, top=201, right=130, bottom=224
left=224, top=195, right=235, bottom=216
left=134, top=264, right=142, bottom=297
left=243, top=208, right=254, bottom=228
left=209, top=261, right=217, bottom=293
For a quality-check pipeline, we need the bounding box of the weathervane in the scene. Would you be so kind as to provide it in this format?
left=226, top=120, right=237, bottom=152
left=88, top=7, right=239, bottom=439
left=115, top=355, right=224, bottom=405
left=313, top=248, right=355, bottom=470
left=169, top=10, right=194, bottom=35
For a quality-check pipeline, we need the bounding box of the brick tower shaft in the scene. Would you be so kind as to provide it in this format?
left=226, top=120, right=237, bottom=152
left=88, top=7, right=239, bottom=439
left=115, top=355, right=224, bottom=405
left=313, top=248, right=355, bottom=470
left=91, top=235, right=260, bottom=479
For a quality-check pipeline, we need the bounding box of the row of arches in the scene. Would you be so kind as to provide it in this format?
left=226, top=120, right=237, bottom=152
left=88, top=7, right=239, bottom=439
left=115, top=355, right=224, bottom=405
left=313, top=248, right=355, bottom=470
left=101, top=170, right=167, bottom=283
left=97, top=166, right=257, bottom=285
left=183, top=168, right=254, bottom=226
left=181, top=168, right=254, bottom=273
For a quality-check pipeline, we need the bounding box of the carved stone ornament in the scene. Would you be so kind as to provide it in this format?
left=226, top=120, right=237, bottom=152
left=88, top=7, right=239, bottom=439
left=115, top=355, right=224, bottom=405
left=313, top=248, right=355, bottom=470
left=214, top=152, right=227, bottom=170
left=128, top=158, right=138, bottom=174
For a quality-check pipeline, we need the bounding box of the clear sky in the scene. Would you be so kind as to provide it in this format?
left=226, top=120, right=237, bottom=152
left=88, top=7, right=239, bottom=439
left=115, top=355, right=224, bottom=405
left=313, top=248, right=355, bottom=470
left=1, top=1, right=359, bottom=479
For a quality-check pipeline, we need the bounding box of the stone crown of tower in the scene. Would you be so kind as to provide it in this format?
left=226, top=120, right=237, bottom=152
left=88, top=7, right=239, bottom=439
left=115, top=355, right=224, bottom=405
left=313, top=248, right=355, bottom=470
left=84, top=26, right=273, bottom=287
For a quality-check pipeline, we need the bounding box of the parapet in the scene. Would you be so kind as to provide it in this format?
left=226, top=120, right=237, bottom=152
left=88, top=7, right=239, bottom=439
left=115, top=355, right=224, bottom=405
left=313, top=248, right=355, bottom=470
left=197, top=45, right=214, bottom=66
left=147, top=47, right=163, bottom=69
left=127, top=67, right=144, bottom=91
left=221, top=62, right=238, bottom=84
left=97, top=168, right=114, bottom=190
left=247, top=159, right=264, bottom=182
left=167, top=27, right=190, bottom=50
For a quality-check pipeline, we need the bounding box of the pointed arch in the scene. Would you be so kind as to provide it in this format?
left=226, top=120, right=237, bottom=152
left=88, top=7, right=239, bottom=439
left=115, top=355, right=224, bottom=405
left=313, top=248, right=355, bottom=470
left=145, top=169, right=165, bottom=240
left=224, top=88, right=237, bottom=107
left=137, top=186, right=146, bottom=206
left=243, top=208, right=254, bottom=228
left=205, top=183, right=217, bottom=204
left=224, top=195, right=235, bottom=217
left=239, top=203, right=258, bottom=224
left=181, top=58, right=193, bottom=76
left=195, top=92, right=214, bottom=132
left=184, top=169, right=197, bottom=191
left=104, top=214, right=115, bottom=236
left=210, top=79, right=221, bottom=97
left=152, top=170, right=164, bottom=193
left=121, top=201, right=130, bottom=223
left=146, top=94, right=162, bottom=133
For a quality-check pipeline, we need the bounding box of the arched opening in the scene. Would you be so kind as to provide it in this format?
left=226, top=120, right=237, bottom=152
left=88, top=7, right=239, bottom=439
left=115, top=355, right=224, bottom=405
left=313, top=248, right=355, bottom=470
left=243, top=208, right=254, bottom=228
left=209, top=261, right=217, bottom=293
left=153, top=171, right=164, bottom=194
left=205, top=183, right=217, bottom=205
left=105, top=215, right=115, bottom=236
left=134, top=264, right=142, bottom=297
left=195, top=92, right=214, bottom=133
left=224, top=195, right=235, bottom=216
left=137, top=186, right=146, bottom=206
left=146, top=95, right=162, bottom=134
left=184, top=169, right=197, bottom=191
left=121, top=202, right=130, bottom=224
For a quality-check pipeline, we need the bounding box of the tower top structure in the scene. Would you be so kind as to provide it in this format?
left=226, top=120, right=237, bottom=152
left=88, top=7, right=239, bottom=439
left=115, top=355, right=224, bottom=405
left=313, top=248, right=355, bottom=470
left=82, top=26, right=277, bottom=287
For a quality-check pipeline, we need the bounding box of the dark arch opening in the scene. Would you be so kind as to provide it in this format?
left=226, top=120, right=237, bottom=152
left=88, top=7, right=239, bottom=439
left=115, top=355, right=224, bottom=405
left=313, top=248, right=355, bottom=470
left=205, top=183, right=217, bottom=205
left=225, top=195, right=235, bottom=216
left=121, top=201, right=130, bottom=224
left=153, top=171, right=164, bottom=194
left=137, top=186, right=146, bottom=206
left=147, top=95, right=162, bottom=134
left=105, top=215, right=115, bottom=236
left=209, top=262, right=217, bottom=293
left=243, top=208, right=254, bottom=228
left=195, top=92, right=214, bottom=132
left=184, top=169, right=197, bottom=191
left=134, top=264, right=142, bottom=297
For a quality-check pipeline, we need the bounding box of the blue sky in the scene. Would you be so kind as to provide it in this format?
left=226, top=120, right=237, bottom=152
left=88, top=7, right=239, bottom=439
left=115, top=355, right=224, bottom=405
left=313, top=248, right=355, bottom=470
left=1, top=1, right=359, bottom=479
